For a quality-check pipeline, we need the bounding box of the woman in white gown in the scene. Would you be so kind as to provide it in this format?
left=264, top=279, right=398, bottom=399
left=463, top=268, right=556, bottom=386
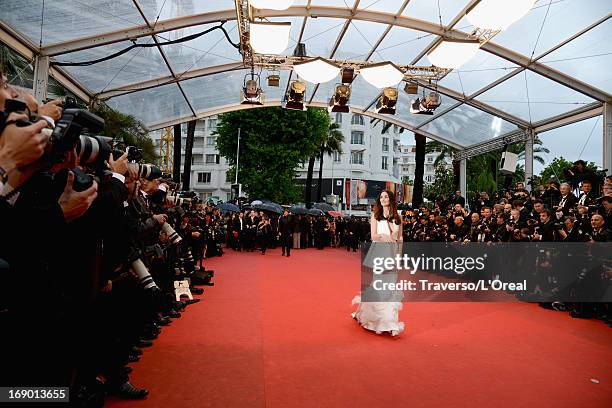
left=352, top=190, right=404, bottom=337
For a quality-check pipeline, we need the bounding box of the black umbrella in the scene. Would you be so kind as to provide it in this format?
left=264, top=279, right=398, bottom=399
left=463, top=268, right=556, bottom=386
left=289, top=205, right=308, bottom=215
left=313, top=202, right=335, bottom=213
left=253, top=202, right=283, bottom=214
left=308, top=208, right=325, bottom=216
left=216, top=203, right=240, bottom=213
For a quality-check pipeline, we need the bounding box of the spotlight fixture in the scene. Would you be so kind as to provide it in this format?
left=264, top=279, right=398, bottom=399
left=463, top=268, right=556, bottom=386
left=466, top=0, right=536, bottom=31
left=341, top=67, right=355, bottom=84
left=360, top=62, right=404, bottom=88
left=328, top=84, right=351, bottom=113
left=284, top=80, right=306, bottom=110
left=293, top=57, right=340, bottom=84
left=427, top=40, right=480, bottom=69
left=267, top=73, right=280, bottom=87
left=249, top=0, right=294, bottom=10
left=375, top=87, right=398, bottom=115
left=249, top=21, right=291, bottom=54
left=410, top=91, right=441, bottom=115
left=241, top=75, right=264, bottom=105
left=404, top=82, right=418, bottom=94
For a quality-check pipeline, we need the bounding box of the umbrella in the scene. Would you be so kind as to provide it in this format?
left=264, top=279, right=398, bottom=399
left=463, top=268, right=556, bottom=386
left=216, top=203, right=240, bottom=213
left=253, top=202, right=283, bottom=214
left=313, top=202, right=335, bottom=212
left=328, top=210, right=343, bottom=217
left=289, top=205, right=308, bottom=215
left=308, top=208, right=325, bottom=216
left=251, top=199, right=263, bottom=206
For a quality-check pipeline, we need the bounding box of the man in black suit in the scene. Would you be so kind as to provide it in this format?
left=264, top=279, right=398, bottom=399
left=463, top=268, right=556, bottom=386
left=555, top=182, right=578, bottom=219
left=233, top=211, right=246, bottom=251
left=278, top=209, right=294, bottom=256
left=452, top=190, right=465, bottom=207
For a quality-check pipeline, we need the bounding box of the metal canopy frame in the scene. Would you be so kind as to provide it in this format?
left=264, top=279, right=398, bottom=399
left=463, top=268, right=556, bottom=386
left=1, top=2, right=611, bottom=156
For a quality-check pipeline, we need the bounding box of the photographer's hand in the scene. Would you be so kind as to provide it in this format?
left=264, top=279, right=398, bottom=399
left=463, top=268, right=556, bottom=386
left=0, top=115, right=49, bottom=171
left=38, top=99, right=63, bottom=121
left=153, top=214, right=167, bottom=225
left=108, top=151, right=128, bottom=175
left=58, top=171, right=98, bottom=222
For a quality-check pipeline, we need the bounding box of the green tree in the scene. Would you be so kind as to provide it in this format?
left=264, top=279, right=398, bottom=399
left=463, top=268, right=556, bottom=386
left=90, top=103, right=157, bottom=163
left=424, top=163, right=455, bottom=201
left=215, top=107, right=329, bottom=203
left=316, top=121, right=344, bottom=202
left=401, top=176, right=413, bottom=185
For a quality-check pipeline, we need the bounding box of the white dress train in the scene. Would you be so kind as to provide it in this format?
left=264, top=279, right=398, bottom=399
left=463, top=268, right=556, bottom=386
left=352, top=219, right=404, bottom=336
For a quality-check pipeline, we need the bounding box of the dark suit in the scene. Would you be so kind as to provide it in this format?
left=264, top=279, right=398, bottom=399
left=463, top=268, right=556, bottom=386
left=278, top=214, right=294, bottom=256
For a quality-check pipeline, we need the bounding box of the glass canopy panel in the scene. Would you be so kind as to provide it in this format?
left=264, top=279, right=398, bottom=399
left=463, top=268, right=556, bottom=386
left=539, top=19, right=612, bottom=94
left=438, top=49, right=519, bottom=96
left=1, top=0, right=146, bottom=46
left=359, top=0, right=407, bottom=14
left=421, top=103, right=518, bottom=146
left=475, top=70, right=596, bottom=123
left=490, top=0, right=611, bottom=58
left=107, top=83, right=191, bottom=127
left=310, top=0, right=358, bottom=7
left=350, top=75, right=390, bottom=108
left=158, top=22, right=242, bottom=75
left=299, top=18, right=346, bottom=57
left=151, top=0, right=235, bottom=20
left=335, top=20, right=389, bottom=60
left=403, top=0, right=471, bottom=26
left=373, top=26, right=436, bottom=65
left=55, top=39, right=171, bottom=93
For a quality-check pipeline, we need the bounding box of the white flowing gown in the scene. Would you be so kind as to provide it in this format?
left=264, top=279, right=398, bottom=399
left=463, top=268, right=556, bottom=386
left=351, top=219, right=405, bottom=336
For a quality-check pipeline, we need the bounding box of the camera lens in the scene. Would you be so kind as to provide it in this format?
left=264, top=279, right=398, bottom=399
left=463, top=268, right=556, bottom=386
left=76, top=135, right=112, bottom=166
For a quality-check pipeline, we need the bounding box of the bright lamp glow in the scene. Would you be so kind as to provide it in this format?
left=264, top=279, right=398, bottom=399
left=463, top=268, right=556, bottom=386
left=249, top=22, right=291, bottom=54
left=293, top=57, right=340, bottom=84
left=249, top=0, right=294, bottom=10
left=359, top=62, right=404, bottom=88
left=427, top=40, right=480, bottom=69
left=466, top=0, right=536, bottom=30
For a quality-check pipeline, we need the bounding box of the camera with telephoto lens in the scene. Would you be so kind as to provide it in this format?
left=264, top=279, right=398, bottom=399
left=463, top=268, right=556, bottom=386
left=127, top=162, right=162, bottom=180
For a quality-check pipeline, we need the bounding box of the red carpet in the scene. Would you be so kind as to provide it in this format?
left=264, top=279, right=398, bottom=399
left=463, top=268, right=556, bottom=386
left=107, top=248, right=612, bottom=408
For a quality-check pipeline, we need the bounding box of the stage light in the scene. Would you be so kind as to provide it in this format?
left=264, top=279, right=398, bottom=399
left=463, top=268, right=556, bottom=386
left=360, top=62, right=404, bottom=88
left=241, top=77, right=264, bottom=105
left=249, top=0, right=294, bottom=10
left=409, top=92, right=441, bottom=115
left=341, top=67, right=354, bottom=84
left=267, top=73, right=280, bottom=87
left=375, top=87, right=398, bottom=115
left=466, top=0, right=536, bottom=31
left=404, top=83, right=418, bottom=94
left=427, top=40, right=480, bottom=69
left=249, top=21, right=291, bottom=54
left=284, top=80, right=306, bottom=110
left=328, top=84, right=351, bottom=113
left=293, top=57, right=340, bottom=84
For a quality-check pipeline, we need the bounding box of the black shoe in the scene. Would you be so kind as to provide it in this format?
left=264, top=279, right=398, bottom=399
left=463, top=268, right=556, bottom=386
left=123, top=366, right=133, bottom=374
left=131, top=346, right=143, bottom=356
left=191, top=287, right=204, bottom=295
left=157, top=316, right=172, bottom=326
left=137, top=339, right=153, bottom=348
left=110, top=381, right=149, bottom=400
left=185, top=298, right=200, bottom=305
left=168, top=310, right=181, bottom=318
left=570, top=311, right=593, bottom=319
left=141, top=331, right=158, bottom=341
left=127, top=353, right=140, bottom=363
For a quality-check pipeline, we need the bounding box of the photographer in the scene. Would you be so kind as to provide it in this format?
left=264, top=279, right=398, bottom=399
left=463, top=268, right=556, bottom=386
left=532, top=209, right=557, bottom=242
left=555, top=183, right=578, bottom=219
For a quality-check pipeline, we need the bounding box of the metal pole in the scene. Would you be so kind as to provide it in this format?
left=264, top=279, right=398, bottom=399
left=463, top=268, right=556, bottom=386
left=524, top=129, right=534, bottom=191
left=460, top=159, right=467, bottom=200
left=235, top=127, right=241, bottom=184
left=604, top=102, right=611, bottom=176
left=33, top=56, right=49, bottom=102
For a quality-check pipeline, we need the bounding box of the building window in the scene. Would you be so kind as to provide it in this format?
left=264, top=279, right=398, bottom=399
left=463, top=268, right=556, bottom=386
left=225, top=171, right=232, bottom=183
left=205, top=154, right=218, bottom=164
left=197, top=172, right=211, bottom=183
left=206, top=136, right=215, bottom=146
left=193, top=137, right=204, bottom=148
left=208, top=118, right=217, bottom=130
left=333, top=151, right=341, bottom=162
left=350, top=151, right=364, bottom=165
left=382, top=156, right=389, bottom=170
left=427, top=156, right=433, bottom=163
left=426, top=164, right=434, bottom=172
left=201, top=192, right=212, bottom=199
left=382, top=137, right=389, bottom=152
left=351, top=114, right=364, bottom=125
left=351, top=131, right=364, bottom=144
left=335, top=112, right=342, bottom=124
left=394, top=124, right=400, bottom=133
left=425, top=175, right=434, bottom=183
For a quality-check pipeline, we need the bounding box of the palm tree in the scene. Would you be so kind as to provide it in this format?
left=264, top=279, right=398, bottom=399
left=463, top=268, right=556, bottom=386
left=316, top=122, right=344, bottom=202
left=426, top=139, right=459, bottom=189
left=510, top=137, right=550, bottom=165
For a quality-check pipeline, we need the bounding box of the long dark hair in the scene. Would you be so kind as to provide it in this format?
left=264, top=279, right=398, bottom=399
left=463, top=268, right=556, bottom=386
left=373, top=190, right=401, bottom=224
